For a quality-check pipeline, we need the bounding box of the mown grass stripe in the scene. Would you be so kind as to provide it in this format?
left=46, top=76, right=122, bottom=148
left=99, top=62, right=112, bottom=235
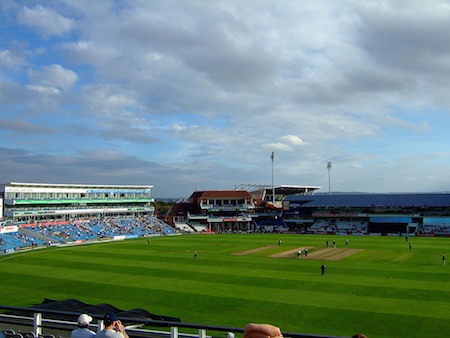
left=2, top=261, right=449, bottom=321
left=1, top=234, right=449, bottom=338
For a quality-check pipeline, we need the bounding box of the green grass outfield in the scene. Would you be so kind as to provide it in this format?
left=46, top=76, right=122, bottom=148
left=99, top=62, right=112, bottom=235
left=1, top=234, right=449, bottom=338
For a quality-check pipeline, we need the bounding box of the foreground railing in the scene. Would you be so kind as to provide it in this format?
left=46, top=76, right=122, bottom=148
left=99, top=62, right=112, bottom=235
left=0, top=305, right=344, bottom=338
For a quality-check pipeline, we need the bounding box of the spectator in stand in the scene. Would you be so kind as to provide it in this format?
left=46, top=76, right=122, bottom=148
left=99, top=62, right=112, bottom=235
left=244, top=323, right=367, bottom=338
left=243, top=323, right=282, bottom=338
left=96, top=312, right=129, bottom=338
left=71, top=314, right=96, bottom=338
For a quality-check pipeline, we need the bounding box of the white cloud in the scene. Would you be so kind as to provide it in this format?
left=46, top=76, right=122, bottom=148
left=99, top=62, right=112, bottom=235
left=27, top=84, right=61, bottom=95
left=172, top=124, right=188, bottom=132
left=17, top=5, right=75, bottom=37
left=280, top=135, right=305, bottom=145
left=262, top=135, right=306, bottom=152
left=27, top=64, right=78, bottom=91
left=0, top=50, right=27, bottom=69
left=262, top=142, right=295, bottom=152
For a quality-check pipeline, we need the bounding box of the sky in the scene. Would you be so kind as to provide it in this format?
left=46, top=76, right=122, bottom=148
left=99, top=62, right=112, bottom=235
left=1, top=0, right=450, bottom=199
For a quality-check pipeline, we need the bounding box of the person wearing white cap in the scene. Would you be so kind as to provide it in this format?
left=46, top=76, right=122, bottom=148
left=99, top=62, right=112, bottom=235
left=71, top=314, right=96, bottom=338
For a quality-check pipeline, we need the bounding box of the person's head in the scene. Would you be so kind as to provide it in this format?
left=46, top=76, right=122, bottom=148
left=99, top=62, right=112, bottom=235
left=351, top=334, right=367, bottom=338
left=77, top=314, right=93, bottom=328
left=103, top=312, right=118, bottom=327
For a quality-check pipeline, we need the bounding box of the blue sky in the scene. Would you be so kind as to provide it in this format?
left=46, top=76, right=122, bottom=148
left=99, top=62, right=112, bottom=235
left=1, top=0, right=450, bottom=198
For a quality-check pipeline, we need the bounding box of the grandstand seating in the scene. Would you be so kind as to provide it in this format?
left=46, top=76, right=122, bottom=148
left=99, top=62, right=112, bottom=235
left=0, top=232, right=45, bottom=253
left=191, top=224, right=208, bottom=232
left=1, top=329, right=57, bottom=338
left=254, top=218, right=287, bottom=228
left=3, top=211, right=450, bottom=254
left=309, top=220, right=368, bottom=234
left=419, top=224, right=450, bottom=235
left=173, top=222, right=194, bottom=232
left=0, top=216, right=178, bottom=254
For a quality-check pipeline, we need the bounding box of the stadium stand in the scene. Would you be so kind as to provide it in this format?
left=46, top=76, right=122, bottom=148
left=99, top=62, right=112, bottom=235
left=309, top=220, right=368, bottom=235
left=190, top=224, right=208, bottom=232
left=0, top=216, right=178, bottom=254
left=173, top=222, right=194, bottom=232
left=4, top=186, right=450, bottom=255
left=284, top=193, right=450, bottom=236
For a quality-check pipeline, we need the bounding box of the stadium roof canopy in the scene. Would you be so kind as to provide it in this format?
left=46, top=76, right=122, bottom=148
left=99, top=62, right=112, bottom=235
left=285, top=193, right=450, bottom=207
left=3, top=182, right=153, bottom=189
left=236, top=184, right=320, bottom=196
left=189, top=190, right=252, bottom=199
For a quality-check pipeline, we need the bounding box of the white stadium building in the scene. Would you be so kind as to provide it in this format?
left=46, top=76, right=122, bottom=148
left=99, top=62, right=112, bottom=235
left=0, top=182, right=155, bottom=223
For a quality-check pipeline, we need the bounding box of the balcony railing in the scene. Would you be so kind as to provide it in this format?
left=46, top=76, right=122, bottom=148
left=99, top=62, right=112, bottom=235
left=0, top=305, right=344, bottom=338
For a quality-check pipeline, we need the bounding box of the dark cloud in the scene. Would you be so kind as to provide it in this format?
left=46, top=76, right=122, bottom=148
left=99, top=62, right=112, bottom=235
left=355, top=4, right=450, bottom=74
left=0, top=118, right=53, bottom=133
left=0, top=146, right=276, bottom=198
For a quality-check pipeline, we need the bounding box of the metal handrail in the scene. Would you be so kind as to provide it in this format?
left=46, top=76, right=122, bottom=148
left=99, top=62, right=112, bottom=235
left=0, top=305, right=345, bottom=338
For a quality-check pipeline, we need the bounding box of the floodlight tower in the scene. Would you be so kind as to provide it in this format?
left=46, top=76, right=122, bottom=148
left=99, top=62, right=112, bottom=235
left=271, top=152, right=275, bottom=204
left=327, top=161, right=332, bottom=195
